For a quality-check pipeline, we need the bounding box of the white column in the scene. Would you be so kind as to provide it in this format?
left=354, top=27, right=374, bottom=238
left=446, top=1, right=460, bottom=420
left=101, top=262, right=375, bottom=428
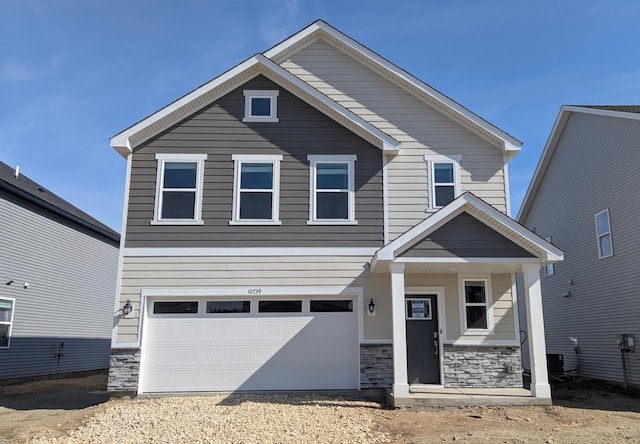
left=522, top=263, right=551, bottom=398
left=390, top=263, right=409, bottom=397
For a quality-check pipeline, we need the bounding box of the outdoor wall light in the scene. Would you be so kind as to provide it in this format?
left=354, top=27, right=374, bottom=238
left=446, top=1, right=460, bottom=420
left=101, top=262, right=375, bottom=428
left=122, top=300, right=133, bottom=317
left=368, top=298, right=376, bottom=314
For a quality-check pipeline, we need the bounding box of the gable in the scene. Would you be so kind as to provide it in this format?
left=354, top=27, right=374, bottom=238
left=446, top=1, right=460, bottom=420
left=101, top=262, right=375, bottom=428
left=398, top=212, right=535, bottom=258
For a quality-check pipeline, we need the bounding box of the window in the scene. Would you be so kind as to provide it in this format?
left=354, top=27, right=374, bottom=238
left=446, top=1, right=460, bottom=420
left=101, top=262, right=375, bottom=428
left=425, top=155, right=461, bottom=210
left=310, top=300, right=353, bottom=312
left=243, top=90, right=279, bottom=122
left=231, top=155, right=282, bottom=224
left=544, top=237, right=555, bottom=276
left=595, top=209, right=613, bottom=258
left=308, top=155, right=357, bottom=224
left=153, top=301, right=199, bottom=314
left=258, top=300, right=302, bottom=313
left=0, top=298, right=14, bottom=348
left=459, top=277, right=493, bottom=334
left=207, top=301, right=250, bottom=313
left=153, top=153, right=207, bottom=224
left=405, top=298, right=432, bottom=320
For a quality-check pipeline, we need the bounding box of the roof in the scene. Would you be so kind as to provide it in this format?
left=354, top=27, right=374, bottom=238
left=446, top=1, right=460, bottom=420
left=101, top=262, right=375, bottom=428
left=517, top=105, right=640, bottom=222
left=371, top=193, right=563, bottom=274
left=111, top=20, right=520, bottom=159
left=0, top=162, right=120, bottom=244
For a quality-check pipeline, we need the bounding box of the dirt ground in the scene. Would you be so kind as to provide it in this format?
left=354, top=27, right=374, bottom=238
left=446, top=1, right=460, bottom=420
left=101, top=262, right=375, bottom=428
left=1, top=374, right=639, bottom=443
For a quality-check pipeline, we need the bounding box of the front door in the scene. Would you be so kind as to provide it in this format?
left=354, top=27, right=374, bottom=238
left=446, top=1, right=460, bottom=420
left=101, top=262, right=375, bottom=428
left=406, top=295, right=440, bottom=384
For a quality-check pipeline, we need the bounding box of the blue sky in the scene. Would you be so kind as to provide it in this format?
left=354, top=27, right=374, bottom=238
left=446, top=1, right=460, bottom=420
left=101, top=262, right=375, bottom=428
left=2, top=1, right=639, bottom=231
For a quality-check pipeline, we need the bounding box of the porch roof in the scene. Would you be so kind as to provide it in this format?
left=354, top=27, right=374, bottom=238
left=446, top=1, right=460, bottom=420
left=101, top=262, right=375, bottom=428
left=370, top=193, right=564, bottom=274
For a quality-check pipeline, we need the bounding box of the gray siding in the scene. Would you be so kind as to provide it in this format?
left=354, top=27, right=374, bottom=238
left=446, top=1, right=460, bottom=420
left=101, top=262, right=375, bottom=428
left=399, top=213, right=535, bottom=258
left=125, top=75, right=384, bottom=248
left=0, top=190, right=119, bottom=380
left=520, top=111, right=640, bottom=386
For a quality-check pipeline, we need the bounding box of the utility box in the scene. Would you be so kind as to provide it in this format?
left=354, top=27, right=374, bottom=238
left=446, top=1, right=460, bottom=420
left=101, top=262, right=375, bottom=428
left=617, top=334, right=635, bottom=353
left=547, top=353, right=564, bottom=376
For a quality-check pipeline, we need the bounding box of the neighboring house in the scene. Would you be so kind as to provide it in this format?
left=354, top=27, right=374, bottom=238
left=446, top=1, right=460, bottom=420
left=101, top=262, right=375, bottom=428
left=518, top=105, right=640, bottom=387
left=107, top=20, right=562, bottom=403
left=0, top=162, right=120, bottom=381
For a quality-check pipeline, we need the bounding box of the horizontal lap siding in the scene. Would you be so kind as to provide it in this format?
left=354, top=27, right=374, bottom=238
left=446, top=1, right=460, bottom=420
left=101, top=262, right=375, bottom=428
left=0, top=191, right=118, bottom=379
left=116, top=256, right=392, bottom=344
left=280, top=40, right=507, bottom=241
left=125, top=75, right=383, bottom=248
left=520, top=112, right=640, bottom=385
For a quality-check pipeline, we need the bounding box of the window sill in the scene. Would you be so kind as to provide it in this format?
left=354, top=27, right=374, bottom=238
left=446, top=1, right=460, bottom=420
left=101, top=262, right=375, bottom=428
left=242, top=117, right=279, bottom=123
left=228, top=220, right=282, bottom=226
left=307, top=220, right=358, bottom=226
left=150, top=219, right=205, bottom=226
left=460, top=329, right=494, bottom=336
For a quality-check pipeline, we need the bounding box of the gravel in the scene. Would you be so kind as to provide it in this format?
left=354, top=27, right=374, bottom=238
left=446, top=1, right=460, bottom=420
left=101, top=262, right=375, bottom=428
left=31, top=393, right=392, bottom=444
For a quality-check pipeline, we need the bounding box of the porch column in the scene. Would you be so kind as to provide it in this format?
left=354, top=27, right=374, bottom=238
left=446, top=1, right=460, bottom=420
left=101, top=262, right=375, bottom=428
left=522, top=263, right=551, bottom=398
left=390, top=263, right=409, bottom=397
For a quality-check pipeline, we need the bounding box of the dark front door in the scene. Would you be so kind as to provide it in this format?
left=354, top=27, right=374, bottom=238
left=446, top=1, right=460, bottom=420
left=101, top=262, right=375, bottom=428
left=406, top=295, right=440, bottom=384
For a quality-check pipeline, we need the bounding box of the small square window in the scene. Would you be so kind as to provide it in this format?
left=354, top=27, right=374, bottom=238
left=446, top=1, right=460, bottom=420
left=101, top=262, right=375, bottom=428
left=243, top=90, right=279, bottom=122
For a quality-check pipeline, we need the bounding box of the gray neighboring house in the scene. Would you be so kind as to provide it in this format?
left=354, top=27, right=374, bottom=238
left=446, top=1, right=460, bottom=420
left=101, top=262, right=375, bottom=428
left=0, top=161, right=120, bottom=381
left=108, top=20, right=562, bottom=403
left=518, top=105, right=640, bottom=387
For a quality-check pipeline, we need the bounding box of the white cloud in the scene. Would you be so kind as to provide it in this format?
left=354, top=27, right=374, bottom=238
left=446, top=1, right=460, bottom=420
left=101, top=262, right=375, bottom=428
left=2, top=62, right=40, bottom=81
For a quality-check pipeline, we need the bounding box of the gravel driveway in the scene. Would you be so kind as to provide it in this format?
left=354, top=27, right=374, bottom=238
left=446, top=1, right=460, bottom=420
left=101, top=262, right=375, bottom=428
left=31, top=393, right=391, bottom=444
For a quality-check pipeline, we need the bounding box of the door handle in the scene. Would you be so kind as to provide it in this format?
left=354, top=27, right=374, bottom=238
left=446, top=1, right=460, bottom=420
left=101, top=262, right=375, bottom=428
left=434, top=340, right=439, bottom=355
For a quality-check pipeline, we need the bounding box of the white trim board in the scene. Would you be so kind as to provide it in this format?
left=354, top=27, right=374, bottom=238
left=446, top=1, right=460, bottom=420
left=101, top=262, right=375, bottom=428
left=122, top=247, right=379, bottom=257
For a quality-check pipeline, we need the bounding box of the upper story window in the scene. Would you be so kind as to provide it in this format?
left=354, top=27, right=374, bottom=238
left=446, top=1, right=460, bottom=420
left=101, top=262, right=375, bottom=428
left=459, top=277, right=493, bottom=335
left=425, top=155, right=461, bottom=211
left=152, top=153, right=207, bottom=225
left=231, top=154, right=282, bottom=225
left=595, top=209, right=613, bottom=259
left=0, top=298, right=14, bottom=348
left=543, top=237, right=555, bottom=276
left=243, top=90, right=279, bottom=122
left=307, top=155, right=357, bottom=225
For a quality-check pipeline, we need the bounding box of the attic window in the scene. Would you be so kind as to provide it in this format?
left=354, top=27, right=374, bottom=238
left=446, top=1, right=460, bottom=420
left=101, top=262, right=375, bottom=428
left=243, top=90, right=279, bottom=122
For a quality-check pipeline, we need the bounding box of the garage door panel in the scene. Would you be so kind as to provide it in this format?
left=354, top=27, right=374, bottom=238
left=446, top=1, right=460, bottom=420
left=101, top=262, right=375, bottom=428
left=142, top=298, right=359, bottom=392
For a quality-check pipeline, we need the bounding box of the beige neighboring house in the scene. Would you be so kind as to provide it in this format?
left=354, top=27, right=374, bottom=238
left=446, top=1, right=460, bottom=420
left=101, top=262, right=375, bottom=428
left=107, top=20, right=562, bottom=404
left=518, top=105, right=640, bottom=388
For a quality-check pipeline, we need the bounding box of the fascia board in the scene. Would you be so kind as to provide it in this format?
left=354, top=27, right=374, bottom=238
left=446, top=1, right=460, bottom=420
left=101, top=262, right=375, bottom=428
left=256, top=55, right=399, bottom=152
left=516, top=107, right=572, bottom=222
left=267, top=21, right=521, bottom=153
left=110, top=56, right=262, bottom=155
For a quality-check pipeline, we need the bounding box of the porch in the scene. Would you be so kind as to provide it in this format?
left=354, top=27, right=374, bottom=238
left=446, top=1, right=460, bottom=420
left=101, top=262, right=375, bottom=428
left=387, top=386, right=552, bottom=408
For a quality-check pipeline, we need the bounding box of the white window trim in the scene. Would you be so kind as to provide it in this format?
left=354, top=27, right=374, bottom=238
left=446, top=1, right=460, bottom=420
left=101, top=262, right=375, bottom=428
left=543, top=237, right=555, bottom=276
left=307, top=154, right=357, bottom=225
left=458, top=275, right=494, bottom=335
left=152, top=153, right=207, bottom=225
left=425, top=155, right=462, bottom=212
left=230, top=154, right=282, bottom=225
left=595, top=209, right=614, bottom=259
left=243, top=90, right=279, bottom=122
left=0, top=297, right=15, bottom=349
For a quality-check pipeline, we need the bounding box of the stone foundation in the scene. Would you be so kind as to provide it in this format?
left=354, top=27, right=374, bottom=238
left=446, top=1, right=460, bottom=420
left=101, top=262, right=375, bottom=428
left=443, top=345, right=522, bottom=388
left=107, top=348, right=141, bottom=392
left=360, top=344, right=393, bottom=388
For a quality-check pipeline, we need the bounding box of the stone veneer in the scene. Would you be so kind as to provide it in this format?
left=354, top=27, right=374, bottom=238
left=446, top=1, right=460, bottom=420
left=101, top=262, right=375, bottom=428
left=360, top=344, right=393, bottom=388
left=443, top=345, right=522, bottom=388
left=108, top=348, right=141, bottom=392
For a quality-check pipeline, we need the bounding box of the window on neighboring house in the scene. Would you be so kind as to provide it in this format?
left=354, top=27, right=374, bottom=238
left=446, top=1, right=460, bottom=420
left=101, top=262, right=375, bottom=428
left=0, top=298, right=15, bottom=348
left=425, top=155, right=461, bottom=210
left=544, top=237, right=555, bottom=276
left=460, top=277, right=493, bottom=334
left=595, top=209, right=613, bottom=258
left=243, top=90, right=279, bottom=122
left=152, top=153, right=207, bottom=225
left=231, top=155, right=282, bottom=224
left=308, top=155, right=357, bottom=224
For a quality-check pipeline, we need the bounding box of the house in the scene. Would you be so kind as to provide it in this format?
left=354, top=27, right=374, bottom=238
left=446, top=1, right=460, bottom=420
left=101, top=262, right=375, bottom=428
left=0, top=162, right=119, bottom=382
left=107, top=20, right=562, bottom=403
left=517, top=105, right=640, bottom=388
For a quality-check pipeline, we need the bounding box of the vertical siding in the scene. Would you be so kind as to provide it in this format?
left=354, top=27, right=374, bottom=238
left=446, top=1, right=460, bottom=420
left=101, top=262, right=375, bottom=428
left=520, top=112, right=640, bottom=385
left=125, top=75, right=384, bottom=248
left=280, top=39, right=507, bottom=240
left=0, top=191, right=119, bottom=379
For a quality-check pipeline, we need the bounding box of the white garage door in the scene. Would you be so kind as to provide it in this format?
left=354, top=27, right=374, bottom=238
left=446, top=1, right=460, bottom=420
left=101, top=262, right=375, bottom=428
left=140, top=297, right=359, bottom=392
